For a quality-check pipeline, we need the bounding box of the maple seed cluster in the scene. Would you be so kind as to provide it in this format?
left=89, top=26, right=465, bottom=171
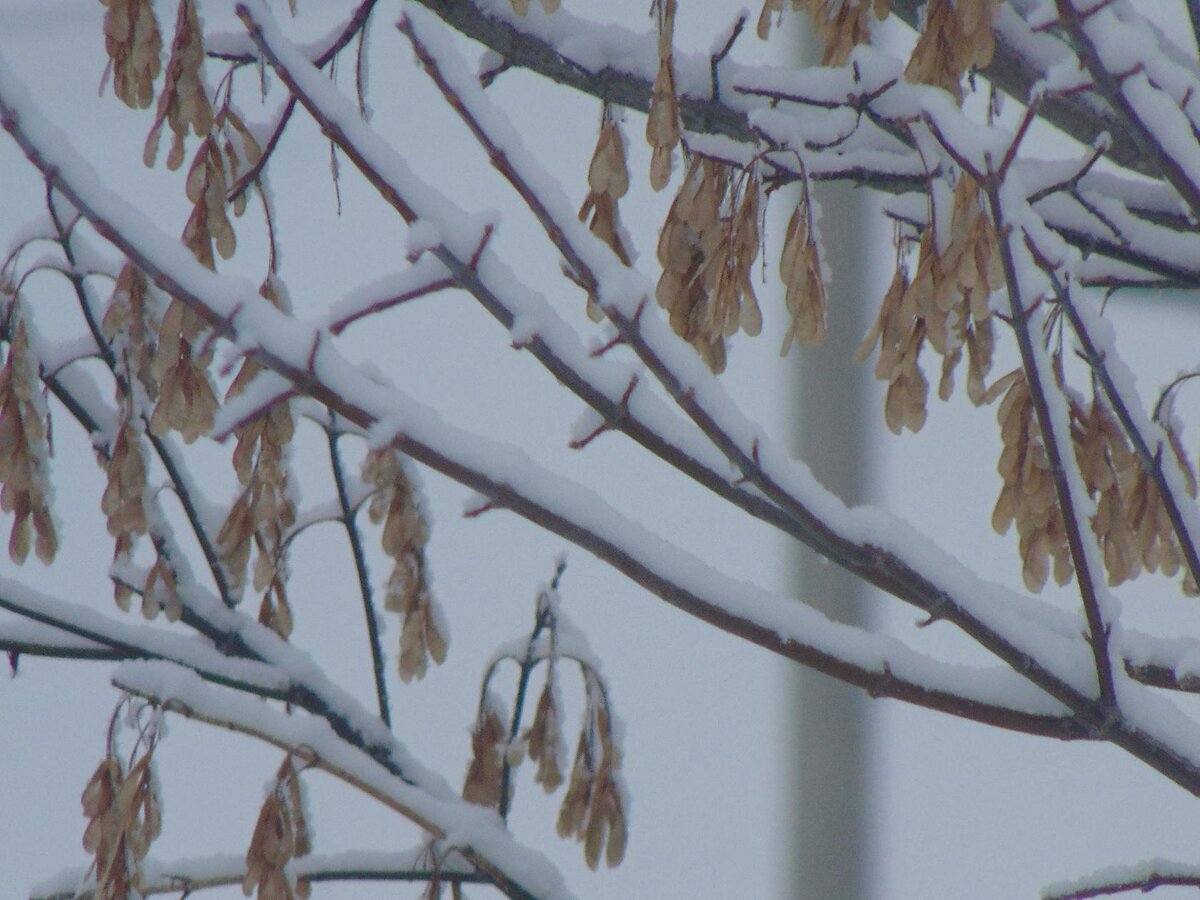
left=81, top=722, right=162, bottom=900
left=858, top=175, right=1001, bottom=434
left=991, top=372, right=1073, bottom=592
left=656, top=158, right=764, bottom=373
left=558, top=690, right=627, bottom=870
left=580, top=105, right=633, bottom=321
left=647, top=0, right=681, bottom=191
left=364, top=447, right=448, bottom=682
left=462, top=582, right=628, bottom=870
left=0, top=302, right=57, bottom=566
left=1075, top=400, right=1200, bottom=595
left=243, top=756, right=313, bottom=900
left=100, top=0, right=162, bottom=109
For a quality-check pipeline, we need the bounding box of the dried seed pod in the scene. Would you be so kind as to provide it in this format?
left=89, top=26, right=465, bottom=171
left=149, top=299, right=217, bottom=443
left=580, top=107, right=633, bottom=319
left=779, top=193, right=827, bottom=354
left=656, top=158, right=763, bottom=372
left=244, top=757, right=312, bottom=900
left=556, top=698, right=628, bottom=870
left=102, top=262, right=161, bottom=401
left=757, top=0, right=784, bottom=38
left=144, top=0, right=212, bottom=170
left=1074, top=402, right=1142, bottom=587
left=857, top=177, right=1000, bottom=431
left=905, top=0, right=998, bottom=102
left=102, top=418, right=150, bottom=609
left=220, top=284, right=298, bottom=619
left=100, top=0, right=162, bottom=110
left=527, top=681, right=565, bottom=792
left=646, top=0, right=680, bottom=191
left=364, top=447, right=446, bottom=680
left=758, top=0, right=889, bottom=58
left=1124, top=425, right=1198, bottom=591
left=0, top=303, right=57, bottom=565
left=81, top=723, right=162, bottom=900
left=509, top=0, right=559, bottom=13
left=992, top=372, right=1072, bottom=591
left=462, top=695, right=507, bottom=809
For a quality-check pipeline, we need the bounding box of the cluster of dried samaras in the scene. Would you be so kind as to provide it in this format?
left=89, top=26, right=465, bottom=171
left=567, top=0, right=1199, bottom=599
left=462, top=595, right=628, bottom=872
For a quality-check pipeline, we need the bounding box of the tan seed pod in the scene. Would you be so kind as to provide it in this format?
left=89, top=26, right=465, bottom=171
left=0, top=305, right=57, bottom=565
left=527, top=682, right=565, bottom=792
left=462, top=700, right=507, bottom=809
left=646, top=0, right=680, bottom=191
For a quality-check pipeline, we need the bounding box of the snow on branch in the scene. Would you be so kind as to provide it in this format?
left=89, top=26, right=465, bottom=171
left=0, top=26, right=1088, bottom=741
left=112, top=659, right=570, bottom=900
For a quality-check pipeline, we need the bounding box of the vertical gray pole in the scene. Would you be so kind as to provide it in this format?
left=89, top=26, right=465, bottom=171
left=787, top=32, right=875, bottom=899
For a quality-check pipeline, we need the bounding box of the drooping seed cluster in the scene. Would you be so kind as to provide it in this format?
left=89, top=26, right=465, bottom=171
left=218, top=281, right=299, bottom=637
left=527, top=677, right=566, bottom=792
left=463, top=690, right=509, bottom=809
left=0, top=301, right=57, bottom=566
left=461, top=579, right=627, bottom=870
left=991, top=371, right=1072, bottom=592
left=779, top=190, right=829, bottom=355
left=100, top=0, right=162, bottom=110
left=243, top=756, right=313, bottom=900
left=557, top=676, right=627, bottom=870
left=101, top=264, right=157, bottom=611
left=80, top=716, right=162, bottom=900
left=656, top=158, right=763, bottom=372
left=858, top=175, right=1001, bottom=433
left=1075, top=399, right=1200, bottom=595
left=143, top=0, right=210, bottom=171
left=580, top=105, right=633, bottom=319
left=647, top=0, right=681, bottom=192
left=363, top=447, right=447, bottom=682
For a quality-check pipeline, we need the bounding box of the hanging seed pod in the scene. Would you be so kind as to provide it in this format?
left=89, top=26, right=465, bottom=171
left=646, top=0, right=680, bottom=191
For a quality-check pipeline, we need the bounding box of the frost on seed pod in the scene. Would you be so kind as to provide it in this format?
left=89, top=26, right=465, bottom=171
left=0, top=301, right=57, bottom=566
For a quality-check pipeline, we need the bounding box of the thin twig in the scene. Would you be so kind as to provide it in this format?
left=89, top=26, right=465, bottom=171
left=326, top=422, right=391, bottom=730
